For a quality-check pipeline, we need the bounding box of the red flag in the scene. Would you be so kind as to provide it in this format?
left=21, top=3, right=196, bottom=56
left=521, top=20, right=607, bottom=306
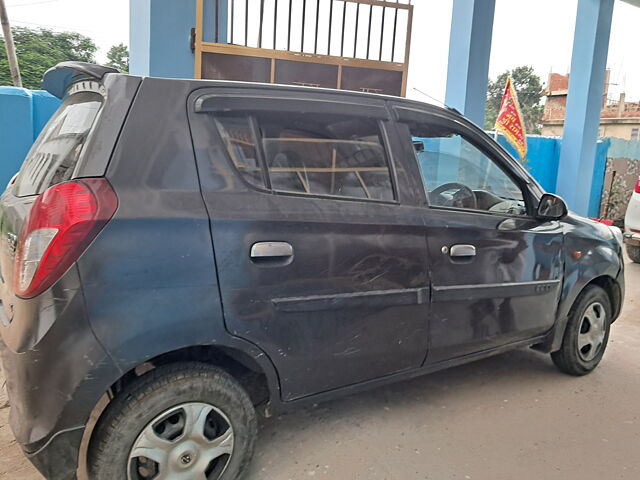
left=494, top=77, right=527, bottom=159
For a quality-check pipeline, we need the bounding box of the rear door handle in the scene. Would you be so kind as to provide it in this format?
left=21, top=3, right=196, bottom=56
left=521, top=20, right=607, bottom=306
left=250, top=241, right=294, bottom=259
left=449, top=244, right=476, bottom=257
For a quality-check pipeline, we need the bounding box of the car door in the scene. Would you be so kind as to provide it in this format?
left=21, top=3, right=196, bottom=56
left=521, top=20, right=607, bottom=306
left=392, top=104, right=564, bottom=363
left=189, top=88, right=431, bottom=401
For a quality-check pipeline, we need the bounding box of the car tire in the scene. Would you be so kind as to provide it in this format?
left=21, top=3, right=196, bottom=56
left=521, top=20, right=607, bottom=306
left=88, top=362, right=257, bottom=480
left=627, top=244, right=640, bottom=263
left=551, top=285, right=612, bottom=376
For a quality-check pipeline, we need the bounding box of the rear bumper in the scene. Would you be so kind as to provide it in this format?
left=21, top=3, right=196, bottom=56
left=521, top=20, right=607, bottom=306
left=25, top=427, right=85, bottom=480
left=0, top=266, right=120, bottom=478
left=624, top=232, right=640, bottom=247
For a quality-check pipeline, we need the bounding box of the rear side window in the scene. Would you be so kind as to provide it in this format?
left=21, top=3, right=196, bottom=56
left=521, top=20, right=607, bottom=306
left=258, top=111, right=393, bottom=201
left=214, top=116, right=265, bottom=188
left=14, top=91, right=103, bottom=197
left=213, top=110, right=395, bottom=202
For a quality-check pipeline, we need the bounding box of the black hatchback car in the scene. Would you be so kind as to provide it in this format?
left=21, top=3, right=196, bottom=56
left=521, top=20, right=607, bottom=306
left=0, top=62, right=625, bottom=480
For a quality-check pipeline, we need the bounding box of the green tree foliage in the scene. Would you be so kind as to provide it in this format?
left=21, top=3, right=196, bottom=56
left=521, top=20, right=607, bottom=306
left=484, top=66, right=545, bottom=134
left=1, top=27, right=97, bottom=89
left=105, top=43, right=129, bottom=73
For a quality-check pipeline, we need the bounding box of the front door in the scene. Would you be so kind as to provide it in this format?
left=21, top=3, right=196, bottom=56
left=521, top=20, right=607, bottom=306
left=393, top=107, right=564, bottom=363
left=190, top=90, right=431, bottom=401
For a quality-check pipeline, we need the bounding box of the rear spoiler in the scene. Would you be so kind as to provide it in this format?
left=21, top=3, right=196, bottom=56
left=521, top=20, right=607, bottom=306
left=42, top=62, right=119, bottom=98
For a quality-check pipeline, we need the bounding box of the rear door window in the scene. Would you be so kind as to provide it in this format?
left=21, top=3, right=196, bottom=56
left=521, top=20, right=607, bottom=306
left=258, top=111, right=394, bottom=201
left=13, top=91, right=103, bottom=197
left=212, top=109, right=395, bottom=202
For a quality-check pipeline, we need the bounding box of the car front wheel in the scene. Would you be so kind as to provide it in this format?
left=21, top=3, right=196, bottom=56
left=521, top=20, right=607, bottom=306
left=88, top=362, right=257, bottom=480
left=551, top=285, right=612, bottom=376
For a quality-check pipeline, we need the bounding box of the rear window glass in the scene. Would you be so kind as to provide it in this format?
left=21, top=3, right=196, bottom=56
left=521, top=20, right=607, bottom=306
left=13, top=91, right=103, bottom=197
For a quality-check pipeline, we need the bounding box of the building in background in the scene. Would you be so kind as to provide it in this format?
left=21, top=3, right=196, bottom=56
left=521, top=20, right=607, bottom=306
left=542, top=71, right=640, bottom=140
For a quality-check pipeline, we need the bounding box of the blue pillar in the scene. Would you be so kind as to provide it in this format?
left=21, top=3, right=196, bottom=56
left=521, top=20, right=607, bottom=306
left=130, top=0, right=228, bottom=78
left=556, top=0, right=614, bottom=215
left=444, top=0, right=497, bottom=127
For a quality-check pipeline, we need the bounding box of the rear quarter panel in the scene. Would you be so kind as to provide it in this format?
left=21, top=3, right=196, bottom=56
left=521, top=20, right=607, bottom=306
left=77, top=78, right=227, bottom=370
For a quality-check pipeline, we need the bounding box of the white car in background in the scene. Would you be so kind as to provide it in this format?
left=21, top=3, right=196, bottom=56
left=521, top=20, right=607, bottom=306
left=624, top=176, right=640, bottom=263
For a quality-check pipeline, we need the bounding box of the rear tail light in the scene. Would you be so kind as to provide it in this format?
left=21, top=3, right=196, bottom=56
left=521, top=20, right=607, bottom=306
left=14, top=178, right=118, bottom=298
left=635, top=176, right=640, bottom=194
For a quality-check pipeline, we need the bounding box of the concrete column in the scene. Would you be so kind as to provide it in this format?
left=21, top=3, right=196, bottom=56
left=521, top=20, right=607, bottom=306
left=556, top=0, right=614, bottom=215
left=130, top=0, right=228, bottom=78
left=444, top=0, right=497, bottom=127
left=617, top=92, right=626, bottom=117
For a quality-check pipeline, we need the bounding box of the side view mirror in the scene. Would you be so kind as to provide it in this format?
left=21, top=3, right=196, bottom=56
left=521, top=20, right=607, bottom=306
left=536, top=193, right=568, bottom=220
left=413, top=141, right=425, bottom=153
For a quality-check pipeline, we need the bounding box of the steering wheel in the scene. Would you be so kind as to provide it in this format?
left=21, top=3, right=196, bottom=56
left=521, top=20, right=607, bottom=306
left=430, top=182, right=478, bottom=210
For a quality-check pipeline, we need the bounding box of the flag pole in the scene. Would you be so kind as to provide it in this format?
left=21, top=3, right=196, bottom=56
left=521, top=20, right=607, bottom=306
left=0, top=0, right=22, bottom=87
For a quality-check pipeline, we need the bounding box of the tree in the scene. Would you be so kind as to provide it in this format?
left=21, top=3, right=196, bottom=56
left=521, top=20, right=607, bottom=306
left=484, top=66, right=545, bottom=134
left=106, top=43, right=128, bottom=73
left=0, top=27, right=97, bottom=89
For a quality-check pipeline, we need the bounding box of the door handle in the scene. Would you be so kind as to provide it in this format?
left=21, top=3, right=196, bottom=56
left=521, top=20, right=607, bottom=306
left=250, top=242, right=294, bottom=259
left=449, top=244, right=476, bottom=257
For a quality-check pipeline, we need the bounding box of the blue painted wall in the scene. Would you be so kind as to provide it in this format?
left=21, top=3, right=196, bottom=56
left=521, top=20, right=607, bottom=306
left=496, top=134, right=561, bottom=193
left=607, top=136, right=640, bottom=160
left=497, top=133, right=609, bottom=218
left=0, top=87, right=60, bottom=188
left=588, top=139, right=611, bottom=218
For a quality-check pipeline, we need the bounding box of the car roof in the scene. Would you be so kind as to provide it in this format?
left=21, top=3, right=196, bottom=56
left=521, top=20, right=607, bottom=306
left=43, top=61, right=458, bottom=119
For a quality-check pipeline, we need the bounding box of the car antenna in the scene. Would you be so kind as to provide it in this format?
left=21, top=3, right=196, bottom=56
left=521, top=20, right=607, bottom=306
left=412, top=87, right=462, bottom=115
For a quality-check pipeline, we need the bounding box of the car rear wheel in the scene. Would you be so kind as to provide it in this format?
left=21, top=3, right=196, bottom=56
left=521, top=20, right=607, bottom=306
left=627, top=244, right=640, bottom=263
left=88, top=363, right=257, bottom=480
left=551, top=285, right=611, bottom=376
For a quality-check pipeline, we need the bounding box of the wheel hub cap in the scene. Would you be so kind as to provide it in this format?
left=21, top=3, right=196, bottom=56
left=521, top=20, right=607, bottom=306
left=128, top=402, right=234, bottom=480
left=577, top=301, right=606, bottom=362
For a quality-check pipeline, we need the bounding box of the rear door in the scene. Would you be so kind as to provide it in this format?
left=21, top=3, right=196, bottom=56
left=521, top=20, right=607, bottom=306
left=190, top=88, right=431, bottom=401
left=392, top=105, right=564, bottom=363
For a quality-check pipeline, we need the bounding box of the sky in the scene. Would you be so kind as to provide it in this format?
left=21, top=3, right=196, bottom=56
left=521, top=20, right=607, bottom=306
left=5, top=0, right=640, bottom=102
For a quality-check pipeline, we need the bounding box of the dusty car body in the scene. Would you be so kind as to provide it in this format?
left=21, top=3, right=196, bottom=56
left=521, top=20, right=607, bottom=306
left=0, top=62, right=625, bottom=480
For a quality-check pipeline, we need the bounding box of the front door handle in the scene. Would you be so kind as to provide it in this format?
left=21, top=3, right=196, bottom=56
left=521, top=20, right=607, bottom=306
left=250, top=241, right=294, bottom=259
left=449, top=244, right=476, bottom=257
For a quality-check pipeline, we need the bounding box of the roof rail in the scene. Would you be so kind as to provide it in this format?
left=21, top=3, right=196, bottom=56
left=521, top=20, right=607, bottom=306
left=42, top=62, right=119, bottom=98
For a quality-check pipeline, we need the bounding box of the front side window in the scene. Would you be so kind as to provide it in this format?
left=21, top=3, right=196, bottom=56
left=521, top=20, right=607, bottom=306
left=407, top=123, right=527, bottom=216
left=14, top=91, right=103, bottom=197
left=257, top=111, right=394, bottom=201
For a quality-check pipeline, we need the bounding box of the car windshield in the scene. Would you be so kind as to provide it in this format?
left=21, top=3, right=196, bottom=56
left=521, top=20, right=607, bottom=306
left=13, top=91, right=103, bottom=197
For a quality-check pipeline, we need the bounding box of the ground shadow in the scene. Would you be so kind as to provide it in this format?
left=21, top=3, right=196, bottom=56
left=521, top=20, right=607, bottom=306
left=254, top=347, right=559, bottom=445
